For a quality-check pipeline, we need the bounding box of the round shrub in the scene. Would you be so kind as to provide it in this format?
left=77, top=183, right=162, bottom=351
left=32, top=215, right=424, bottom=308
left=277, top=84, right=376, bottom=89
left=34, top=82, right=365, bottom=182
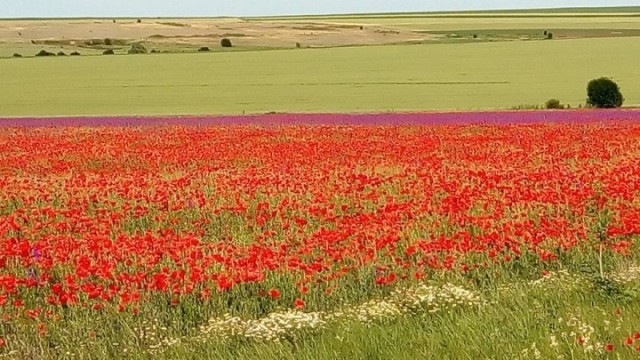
left=198, top=46, right=210, bottom=52
left=104, top=38, right=113, bottom=46
left=545, top=99, right=563, bottom=109
left=103, top=49, right=115, bottom=55
left=35, top=49, right=55, bottom=57
left=70, top=51, right=81, bottom=56
left=220, top=38, right=233, bottom=48
left=57, top=51, right=67, bottom=56
left=546, top=32, right=554, bottom=39
left=587, top=77, right=624, bottom=108
left=12, top=53, right=22, bottom=58
left=128, top=43, right=147, bottom=54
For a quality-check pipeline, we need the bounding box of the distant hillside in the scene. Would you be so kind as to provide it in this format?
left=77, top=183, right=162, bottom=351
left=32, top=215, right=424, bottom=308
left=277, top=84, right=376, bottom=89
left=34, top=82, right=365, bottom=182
left=252, top=6, right=640, bottom=21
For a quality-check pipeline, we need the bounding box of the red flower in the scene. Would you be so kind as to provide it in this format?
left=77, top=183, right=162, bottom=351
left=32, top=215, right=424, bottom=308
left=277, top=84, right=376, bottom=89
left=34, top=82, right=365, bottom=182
left=0, top=337, right=5, bottom=347
left=294, top=298, right=305, bottom=309
left=625, top=337, right=634, bottom=346
left=605, top=343, right=614, bottom=352
left=268, top=289, right=280, bottom=299
left=634, top=332, right=640, bottom=340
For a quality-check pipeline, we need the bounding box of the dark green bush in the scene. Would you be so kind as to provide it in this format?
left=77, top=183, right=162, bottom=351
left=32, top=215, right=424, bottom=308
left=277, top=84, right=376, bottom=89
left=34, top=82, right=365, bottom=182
left=220, top=38, right=233, bottom=48
left=104, top=38, right=113, bottom=46
left=12, top=53, right=22, bottom=58
left=57, top=51, right=66, bottom=56
left=70, top=51, right=81, bottom=56
left=546, top=32, right=554, bottom=39
left=586, top=77, right=624, bottom=108
left=103, top=49, right=115, bottom=55
left=35, top=49, right=55, bottom=57
left=198, top=46, right=210, bottom=52
left=545, top=99, right=563, bottom=109
left=128, top=43, right=147, bottom=54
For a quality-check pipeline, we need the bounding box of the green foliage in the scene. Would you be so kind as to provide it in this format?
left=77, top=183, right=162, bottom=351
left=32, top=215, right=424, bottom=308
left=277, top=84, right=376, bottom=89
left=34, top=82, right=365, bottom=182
left=70, top=51, right=81, bottom=56
left=198, top=46, right=210, bottom=52
left=128, top=43, right=147, bottom=55
left=104, top=38, right=113, bottom=46
left=102, top=49, right=115, bottom=55
left=586, top=77, right=624, bottom=108
left=12, top=53, right=22, bottom=58
left=221, top=38, right=233, bottom=48
left=35, top=49, right=55, bottom=57
left=545, top=98, right=563, bottom=109
left=57, top=51, right=66, bottom=56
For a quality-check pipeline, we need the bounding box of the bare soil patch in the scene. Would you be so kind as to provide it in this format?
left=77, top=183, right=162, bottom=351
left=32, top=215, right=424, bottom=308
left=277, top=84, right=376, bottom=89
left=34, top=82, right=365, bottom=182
left=0, top=18, right=434, bottom=51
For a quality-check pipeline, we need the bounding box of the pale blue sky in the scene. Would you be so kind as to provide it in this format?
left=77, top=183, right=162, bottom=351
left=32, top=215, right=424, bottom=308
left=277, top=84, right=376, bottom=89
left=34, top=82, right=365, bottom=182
left=1, top=0, right=638, bottom=18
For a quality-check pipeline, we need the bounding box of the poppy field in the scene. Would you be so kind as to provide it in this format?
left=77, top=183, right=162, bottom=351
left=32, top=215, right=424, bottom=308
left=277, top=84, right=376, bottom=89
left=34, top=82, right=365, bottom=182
left=2, top=114, right=640, bottom=359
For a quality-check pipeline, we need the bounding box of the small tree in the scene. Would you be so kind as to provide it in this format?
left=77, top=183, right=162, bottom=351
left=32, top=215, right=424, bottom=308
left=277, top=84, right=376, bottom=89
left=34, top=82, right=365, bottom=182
left=104, top=38, right=113, bottom=46
left=587, top=78, right=624, bottom=108
left=137, top=19, right=142, bottom=24
left=128, top=43, right=147, bottom=54
left=546, top=32, right=554, bottom=39
left=220, top=38, right=233, bottom=48
left=545, top=99, right=563, bottom=109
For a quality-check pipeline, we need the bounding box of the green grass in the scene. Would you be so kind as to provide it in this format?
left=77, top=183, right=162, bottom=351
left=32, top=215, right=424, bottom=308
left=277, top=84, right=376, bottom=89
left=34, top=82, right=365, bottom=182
left=0, top=37, right=638, bottom=117
left=252, top=6, right=640, bottom=20
left=263, top=16, right=640, bottom=32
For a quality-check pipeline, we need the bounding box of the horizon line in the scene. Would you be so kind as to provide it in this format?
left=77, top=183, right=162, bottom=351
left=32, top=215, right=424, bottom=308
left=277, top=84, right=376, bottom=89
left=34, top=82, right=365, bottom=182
left=1, top=5, right=638, bottom=21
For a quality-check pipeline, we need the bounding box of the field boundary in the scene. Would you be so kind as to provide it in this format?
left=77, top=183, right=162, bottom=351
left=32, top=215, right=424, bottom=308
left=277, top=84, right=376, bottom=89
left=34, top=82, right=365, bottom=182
left=1, top=109, right=640, bottom=127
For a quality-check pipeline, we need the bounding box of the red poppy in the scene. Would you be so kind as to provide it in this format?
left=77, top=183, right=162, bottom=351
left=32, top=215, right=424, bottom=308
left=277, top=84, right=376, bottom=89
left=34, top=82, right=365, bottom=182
left=268, top=289, right=280, bottom=299
left=294, top=298, right=305, bottom=309
left=605, top=344, right=615, bottom=352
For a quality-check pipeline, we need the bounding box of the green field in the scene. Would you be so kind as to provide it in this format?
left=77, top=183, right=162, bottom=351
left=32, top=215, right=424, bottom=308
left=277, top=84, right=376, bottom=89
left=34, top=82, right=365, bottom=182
left=0, top=36, right=638, bottom=117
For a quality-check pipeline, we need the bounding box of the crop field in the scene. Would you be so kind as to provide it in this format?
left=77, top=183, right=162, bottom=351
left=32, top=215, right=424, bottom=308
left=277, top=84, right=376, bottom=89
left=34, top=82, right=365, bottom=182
left=1, top=36, right=639, bottom=117
left=2, top=112, right=640, bottom=359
